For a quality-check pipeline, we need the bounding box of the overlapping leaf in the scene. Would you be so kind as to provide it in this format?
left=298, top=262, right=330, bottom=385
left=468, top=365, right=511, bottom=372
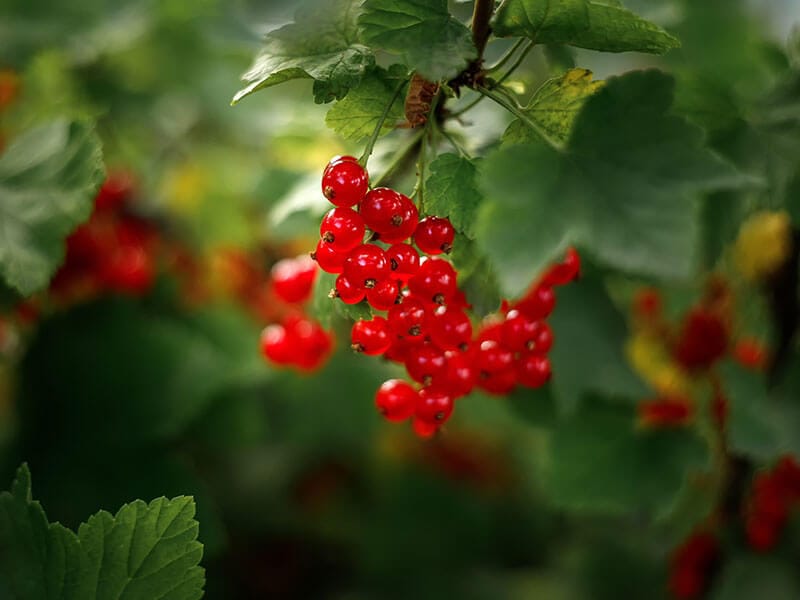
left=0, top=120, right=104, bottom=297
left=492, top=0, right=679, bottom=55
left=358, top=0, right=476, bottom=81
left=477, top=70, right=748, bottom=297
left=424, top=153, right=483, bottom=237
left=233, top=0, right=374, bottom=104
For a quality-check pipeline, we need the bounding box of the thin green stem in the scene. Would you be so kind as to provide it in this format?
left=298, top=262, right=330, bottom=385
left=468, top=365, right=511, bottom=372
left=411, top=93, right=441, bottom=209
left=476, top=85, right=564, bottom=152
left=495, top=40, right=534, bottom=86
left=440, top=128, right=470, bottom=158
left=359, top=79, right=407, bottom=168
left=486, top=38, right=526, bottom=73
left=370, top=130, right=425, bottom=189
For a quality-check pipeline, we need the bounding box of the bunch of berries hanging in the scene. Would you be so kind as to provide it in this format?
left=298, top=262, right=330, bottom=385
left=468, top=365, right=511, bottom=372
left=308, top=156, right=580, bottom=437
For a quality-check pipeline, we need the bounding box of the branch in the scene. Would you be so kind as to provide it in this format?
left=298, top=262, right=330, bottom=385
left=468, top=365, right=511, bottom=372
left=471, top=0, right=494, bottom=59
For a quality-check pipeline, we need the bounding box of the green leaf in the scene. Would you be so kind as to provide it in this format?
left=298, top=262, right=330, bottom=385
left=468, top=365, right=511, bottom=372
left=542, top=401, right=708, bottom=515
left=77, top=497, right=205, bottom=600
left=0, top=464, right=83, bottom=600
left=549, top=276, right=650, bottom=415
left=358, top=0, right=477, bottom=81
left=502, top=68, right=604, bottom=146
left=477, top=70, right=748, bottom=297
left=492, top=0, right=679, bottom=55
left=449, top=235, right=501, bottom=316
left=325, top=66, right=408, bottom=141
left=0, top=119, right=104, bottom=297
left=424, top=153, right=483, bottom=238
left=711, top=556, right=800, bottom=600
left=232, top=0, right=374, bottom=105
left=312, top=271, right=372, bottom=328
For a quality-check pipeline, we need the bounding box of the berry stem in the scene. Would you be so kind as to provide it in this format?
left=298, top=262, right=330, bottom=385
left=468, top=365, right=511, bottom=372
left=471, top=0, right=494, bottom=58
left=494, top=40, right=535, bottom=86
left=476, top=84, right=565, bottom=152
left=359, top=79, right=408, bottom=168
left=486, top=38, right=526, bottom=73
left=370, top=130, right=425, bottom=189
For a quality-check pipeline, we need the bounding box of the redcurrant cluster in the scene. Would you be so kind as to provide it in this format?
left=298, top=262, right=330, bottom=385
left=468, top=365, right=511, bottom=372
left=745, top=455, right=800, bottom=552
left=51, top=172, right=157, bottom=299
left=260, top=254, right=334, bottom=372
left=311, top=156, right=580, bottom=437
left=668, top=531, right=719, bottom=599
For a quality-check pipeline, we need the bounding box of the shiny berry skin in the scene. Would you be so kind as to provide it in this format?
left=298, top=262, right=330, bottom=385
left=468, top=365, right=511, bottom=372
left=408, top=258, right=458, bottom=305
left=288, top=316, right=334, bottom=370
left=413, top=216, right=455, bottom=255
left=405, top=344, right=448, bottom=384
left=387, top=297, right=428, bottom=339
left=260, top=324, right=293, bottom=365
left=477, top=320, right=503, bottom=344
left=320, top=207, right=365, bottom=252
left=334, top=274, right=365, bottom=304
left=386, top=243, right=420, bottom=283
left=380, top=194, right=419, bottom=243
left=271, top=254, right=317, bottom=304
left=478, top=368, right=517, bottom=395
left=384, top=335, right=424, bottom=363
left=429, top=307, right=472, bottom=350
left=359, top=188, right=406, bottom=234
left=412, top=417, right=438, bottom=439
left=366, top=278, right=400, bottom=311
left=416, top=387, right=454, bottom=424
left=311, top=240, right=346, bottom=274
left=435, top=352, right=478, bottom=398
left=375, top=379, right=417, bottom=422
left=343, top=244, right=389, bottom=288
left=351, top=316, right=392, bottom=355
left=541, top=246, right=581, bottom=287
left=325, top=155, right=358, bottom=169
left=515, top=285, right=556, bottom=320
left=322, top=160, right=369, bottom=207
left=516, top=355, right=551, bottom=388
left=477, top=340, right=514, bottom=373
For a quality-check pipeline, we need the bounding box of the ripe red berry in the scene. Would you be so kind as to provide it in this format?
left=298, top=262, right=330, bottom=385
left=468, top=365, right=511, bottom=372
left=271, top=254, right=317, bottom=304
left=95, top=171, right=135, bottom=212
left=343, top=244, right=390, bottom=288
left=515, top=285, right=556, bottom=319
left=375, top=379, right=417, bottom=422
left=378, top=193, right=419, bottom=243
left=435, top=352, right=478, bottom=398
left=673, top=308, right=728, bottom=370
left=102, top=242, right=154, bottom=294
left=288, top=316, right=334, bottom=370
left=416, top=387, right=454, bottom=424
left=384, top=335, right=424, bottom=363
left=325, top=155, right=358, bottom=169
left=541, top=246, right=581, bottom=286
left=359, top=188, right=407, bottom=235
left=413, top=216, right=455, bottom=255
left=387, top=297, right=428, bottom=339
left=412, top=416, right=438, bottom=439
left=405, top=344, right=448, bottom=384
left=746, top=515, right=779, bottom=552
left=351, top=316, right=392, bottom=355
left=366, top=278, right=400, bottom=311
left=386, top=243, right=420, bottom=283
left=320, top=207, right=366, bottom=252
left=478, top=368, right=517, bottom=395
left=311, top=240, right=346, bottom=274
left=334, top=274, right=365, bottom=304
left=516, top=354, right=551, bottom=389
left=477, top=340, right=514, bottom=373
left=322, top=160, right=368, bottom=207
left=501, top=310, right=552, bottom=353
left=408, top=258, right=458, bottom=305
left=733, top=338, right=767, bottom=371
left=429, top=306, right=472, bottom=350
left=638, top=397, right=692, bottom=427
left=260, top=324, right=294, bottom=365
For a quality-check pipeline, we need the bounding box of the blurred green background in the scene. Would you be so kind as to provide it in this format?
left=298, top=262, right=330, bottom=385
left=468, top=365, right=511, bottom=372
left=1, top=0, right=800, bottom=598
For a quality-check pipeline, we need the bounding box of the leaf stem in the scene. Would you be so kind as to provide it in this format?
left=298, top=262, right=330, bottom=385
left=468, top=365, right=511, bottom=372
left=494, top=40, right=534, bottom=86
left=471, top=0, right=494, bottom=58
left=486, top=38, right=526, bottom=73
left=476, top=85, right=564, bottom=152
left=359, top=79, right=407, bottom=168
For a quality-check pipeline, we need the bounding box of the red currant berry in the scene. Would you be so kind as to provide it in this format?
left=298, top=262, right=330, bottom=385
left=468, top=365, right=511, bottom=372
left=478, top=368, right=517, bottom=395
left=378, top=193, right=419, bottom=243
left=516, top=354, right=551, bottom=388
left=501, top=310, right=552, bottom=353
left=746, top=515, right=779, bottom=552
left=260, top=324, right=294, bottom=365
left=384, top=335, right=424, bottom=363
left=477, top=340, right=514, bottom=373
left=477, top=320, right=503, bottom=344
left=387, top=297, right=428, bottom=339
left=416, top=387, right=454, bottom=424
left=429, top=306, right=472, bottom=350
left=320, top=207, right=366, bottom=252
left=673, top=308, right=728, bottom=370
left=311, top=240, right=346, bottom=274
left=102, top=242, right=154, bottom=295
left=334, top=274, right=366, bottom=304
left=325, top=155, right=358, bottom=170
left=358, top=188, right=404, bottom=234
left=343, top=244, right=389, bottom=288
left=321, top=160, right=368, bottom=207
left=95, top=171, right=135, bottom=212
left=412, top=417, right=438, bottom=439
left=271, top=254, right=317, bottom=304
left=386, top=243, right=420, bottom=283
left=375, top=379, right=417, bottom=422
left=366, top=278, right=400, bottom=311
left=413, top=216, right=455, bottom=255
left=408, top=258, right=458, bottom=305
left=434, top=352, right=478, bottom=398
left=405, top=344, right=448, bottom=384
left=351, top=316, right=392, bottom=356
left=515, top=285, right=556, bottom=319
left=733, top=338, right=767, bottom=371
left=289, top=317, right=333, bottom=371
left=541, top=246, right=581, bottom=287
